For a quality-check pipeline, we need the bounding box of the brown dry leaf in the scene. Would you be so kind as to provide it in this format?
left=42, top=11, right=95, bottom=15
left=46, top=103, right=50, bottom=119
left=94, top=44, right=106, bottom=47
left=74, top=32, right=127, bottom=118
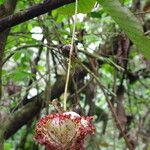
left=116, top=86, right=127, bottom=135
left=116, top=102, right=127, bottom=131
left=143, top=2, right=150, bottom=11
left=5, top=80, right=22, bottom=96
left=116, top=33, right=130, bottom=68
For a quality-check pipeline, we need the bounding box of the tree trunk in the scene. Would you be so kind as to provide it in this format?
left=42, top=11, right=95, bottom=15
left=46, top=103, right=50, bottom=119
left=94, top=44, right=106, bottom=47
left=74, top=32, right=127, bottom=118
left=0, top=0, right=17, bottom=148
left=0, top=127, right=4, bottom=150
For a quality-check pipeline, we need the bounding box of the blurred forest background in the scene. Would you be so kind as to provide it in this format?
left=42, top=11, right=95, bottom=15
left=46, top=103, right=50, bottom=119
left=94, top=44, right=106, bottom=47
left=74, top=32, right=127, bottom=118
left=0, top=0, right=150, bottom=149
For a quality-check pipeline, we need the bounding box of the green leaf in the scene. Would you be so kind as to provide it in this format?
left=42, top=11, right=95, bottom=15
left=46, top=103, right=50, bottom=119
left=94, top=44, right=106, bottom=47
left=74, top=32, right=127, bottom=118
left=0, top=0, right=4, bottom=5
left=97, top=0, right=150, bottom=60
left=88, top=11, right=105, bottom=18
left=4, top=143, right=13, bottom=150
left=10, top=70, right=32, bottom=81
left=55, top=0, right=96, bottom=16
left=13, top=51, right=22, bottom=61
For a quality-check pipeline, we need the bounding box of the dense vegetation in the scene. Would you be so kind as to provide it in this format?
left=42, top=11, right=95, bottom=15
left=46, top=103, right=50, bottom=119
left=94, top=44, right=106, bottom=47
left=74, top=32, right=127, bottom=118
left=0, top=0, right=150, bottom=149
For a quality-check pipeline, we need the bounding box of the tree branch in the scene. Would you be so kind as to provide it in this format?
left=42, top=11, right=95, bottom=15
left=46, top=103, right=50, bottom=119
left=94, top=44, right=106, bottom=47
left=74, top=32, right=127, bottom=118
left=0, top=0, right=75, bottom=32
left=0, top=1, right=17, bottom=149
left=4, top=64, right=87, bottom=139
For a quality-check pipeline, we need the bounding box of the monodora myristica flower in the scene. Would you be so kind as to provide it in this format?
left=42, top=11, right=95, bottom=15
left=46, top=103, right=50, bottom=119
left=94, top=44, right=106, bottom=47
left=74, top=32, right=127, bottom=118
left=34, top=111, right=95, bottom=150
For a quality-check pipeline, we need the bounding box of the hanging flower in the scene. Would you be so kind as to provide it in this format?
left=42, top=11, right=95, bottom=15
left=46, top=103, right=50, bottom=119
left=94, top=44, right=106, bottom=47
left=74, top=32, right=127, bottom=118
left=34, top=111, right=95, bottom=150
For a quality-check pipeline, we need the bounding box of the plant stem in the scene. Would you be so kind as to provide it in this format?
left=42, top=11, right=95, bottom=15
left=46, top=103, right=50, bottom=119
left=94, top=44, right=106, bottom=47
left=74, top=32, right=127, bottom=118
left=63, top=0, right=78, bottom=111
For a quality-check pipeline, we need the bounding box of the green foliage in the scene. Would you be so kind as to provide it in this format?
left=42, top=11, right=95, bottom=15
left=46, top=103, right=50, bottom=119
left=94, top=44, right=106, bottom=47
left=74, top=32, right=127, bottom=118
left=4, top=143, right=13, bottom=150
left=98, top=0, right=150, bottom=60
left=1, top=0, right=150, bottom=150
left=0, top=0, right=4, bottom=5
left=55, top=0, right=96, bottom=16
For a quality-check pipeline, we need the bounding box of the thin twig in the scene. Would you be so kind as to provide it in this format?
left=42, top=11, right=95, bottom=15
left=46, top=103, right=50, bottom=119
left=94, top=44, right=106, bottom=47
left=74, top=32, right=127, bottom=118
left=78, top=49, right=124, bottom=71
left=69, top=79, right=93, bottom=99
left=79, top=61, right=134, bottom=150
left=135, top=10, right=150, bottom=15
left=3, top=44, right=42, bottom=65
left=79, top=61, right=116, bottom=96
left=9, top=75, right=46, bottom=114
